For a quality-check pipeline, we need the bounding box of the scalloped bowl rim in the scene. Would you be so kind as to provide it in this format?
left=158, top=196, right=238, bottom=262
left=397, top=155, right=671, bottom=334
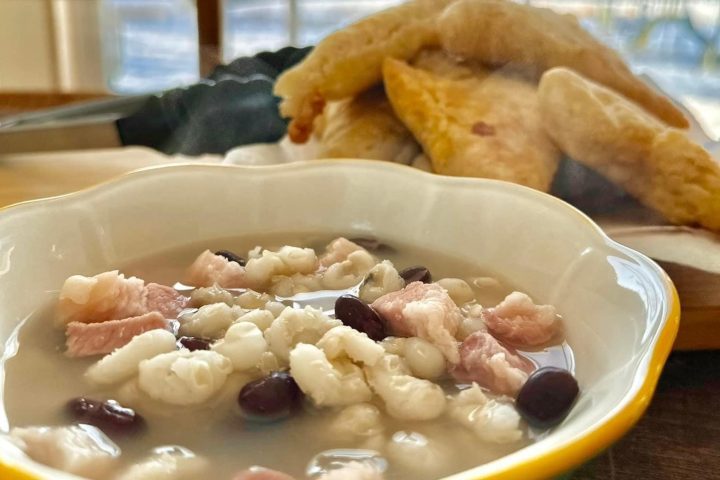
left=0, top=160, right=679, bottom=480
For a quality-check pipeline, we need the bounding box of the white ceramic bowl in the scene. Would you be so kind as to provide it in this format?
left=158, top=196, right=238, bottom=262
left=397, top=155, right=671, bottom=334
left=0, top=161, right=678, bottom=480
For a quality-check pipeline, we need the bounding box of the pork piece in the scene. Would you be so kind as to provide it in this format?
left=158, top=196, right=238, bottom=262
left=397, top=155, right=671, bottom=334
left=233, top=467, right=296, bottom=480
left=57, top=271, right=146, bottom=326
left=65, top=312, right=171, bottom=358
left=184, top=250, right=249, bottom=288
left=319, top=237, right=366, bottom=267
left=483, top=292, right=560, bottom=347
left=371, top=282, right=462, bottom=363
left=56, top=271, right=188, bottom=326
left=452, top=331, right=534, bottom=396
left=10, top=424, right=120, bottom=479
left=146, top=283, right=189, bottom=318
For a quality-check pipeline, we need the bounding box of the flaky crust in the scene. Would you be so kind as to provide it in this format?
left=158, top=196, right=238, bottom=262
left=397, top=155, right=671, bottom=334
left=539, top=67, right=720, bottom=231
left=438, top=0, right=688, bottom=128
left=275, top=0, right=456, bottom=143
left=315, top=87, right=419, bottom=163
left=382, top=53, right=560, bottom=191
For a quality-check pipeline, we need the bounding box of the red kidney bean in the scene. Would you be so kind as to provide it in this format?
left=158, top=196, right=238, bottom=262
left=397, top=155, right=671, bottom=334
left=215, top=250, right=246, bottom=266
left=177, top=336, right=212, bottom=351
left=238, top=372, right=303, bottom=420
left=516, top=367, right=579, bottom=429
left=399, top=266, right=432, bottom=284
left=66, top=397, right=144, bottom=434
left=334, top=294, right=386, bottom=341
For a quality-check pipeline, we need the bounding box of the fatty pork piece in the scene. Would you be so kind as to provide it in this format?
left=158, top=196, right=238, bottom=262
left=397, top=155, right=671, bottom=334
left=65, top=311, right=172, bottom=358
left=10, top=424, right=120, bottom=479
left=56, top=270, right=187, bottom=326
left=184, top=250, right=249, bottom=288
left=452, top=331, right=534, bottom=396
left=483, top=291, right=561, bottom=347
left=371, top=282, right=462, bottom=363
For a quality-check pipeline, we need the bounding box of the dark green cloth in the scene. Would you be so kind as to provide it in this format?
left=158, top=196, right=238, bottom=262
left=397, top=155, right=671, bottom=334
left=116, top=46, right=312, bottom=155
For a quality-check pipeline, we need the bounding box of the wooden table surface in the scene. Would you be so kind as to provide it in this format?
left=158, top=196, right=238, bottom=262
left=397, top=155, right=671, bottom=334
left=573, top=350, right=720, bottom=479
left=1, top=100, right=719, bottom=480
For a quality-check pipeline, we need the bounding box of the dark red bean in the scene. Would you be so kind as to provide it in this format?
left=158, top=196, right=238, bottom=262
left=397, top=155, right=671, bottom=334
left=334, top=294, right=386, bottom=341
left=238, top=372, right=303, bottom=420
left=516, top=367, right=579, bottom=429
left=178, top=336, right=212, bottom=351
left=348, top=237, right=395, bottom=253
left=399, top=265, right=432, bottom=284
left=215, top=250, right=246, bottom=266
left=66, top=397, right=144, bottom=434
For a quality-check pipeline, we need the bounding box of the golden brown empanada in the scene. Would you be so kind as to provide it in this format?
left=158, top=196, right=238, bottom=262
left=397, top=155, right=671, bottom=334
left=274, top=0, right=456, bottom=143
left=382, top=54, right=561, bottom=191
left=438, top=0, right=688, bottom=128
left=315, top=87, right=419, bottom=163
left=538, top=67, right=720, bottom=230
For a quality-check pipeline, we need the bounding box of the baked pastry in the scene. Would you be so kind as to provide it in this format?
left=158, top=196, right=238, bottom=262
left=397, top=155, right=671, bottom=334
left=383, top=53, right=560, bottom=191
left=315, top=87, right=419, bottom=163
left=437, top=0, right=688, bottom=128
left=538, top=67, right=720, bottom=230
left=274, top=0, right=456, bottom=143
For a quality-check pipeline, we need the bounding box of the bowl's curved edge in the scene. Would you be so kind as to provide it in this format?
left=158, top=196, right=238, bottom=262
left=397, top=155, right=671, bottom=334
left=0, top=462, right=41, bottom=480
left=478, top=265, right=680, bottom=480
left=0, top=161, right=681, bottom=480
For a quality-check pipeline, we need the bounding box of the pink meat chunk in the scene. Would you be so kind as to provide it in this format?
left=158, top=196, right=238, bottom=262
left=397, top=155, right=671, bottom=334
left=65, top=312, right=171, bottom=357
left=318, top=237, right=366, bottom=268
left=372, top=282, right=462, bottom=363
left=452, top=331, right=535, bottom=396
left=146, top=283, right=188, bottom=318
left=56, top=271, right=189, bottom=327
left=184, top=250, right=249, bottom=288
left=233, top=467, right=296, bottom=480
left=483, top=292, right=561, bottom=347
left=57, top=271, right=147, bottom=326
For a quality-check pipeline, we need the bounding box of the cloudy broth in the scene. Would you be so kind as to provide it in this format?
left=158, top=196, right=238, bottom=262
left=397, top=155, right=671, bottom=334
left=1, top=233, right=573, bottom=479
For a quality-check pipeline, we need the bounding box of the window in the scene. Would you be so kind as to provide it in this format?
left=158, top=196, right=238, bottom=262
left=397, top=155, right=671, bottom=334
left=222, top=0, right=402, bottom=61
left=101, top=0, right=199, bottom=93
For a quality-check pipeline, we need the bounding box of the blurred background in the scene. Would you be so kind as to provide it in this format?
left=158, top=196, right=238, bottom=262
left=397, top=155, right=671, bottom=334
left=0, top=0, right=719, bottom=137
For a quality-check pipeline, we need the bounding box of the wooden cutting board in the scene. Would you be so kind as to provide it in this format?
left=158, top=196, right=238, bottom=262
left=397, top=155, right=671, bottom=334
left=0, top=147, right=718, bottom=350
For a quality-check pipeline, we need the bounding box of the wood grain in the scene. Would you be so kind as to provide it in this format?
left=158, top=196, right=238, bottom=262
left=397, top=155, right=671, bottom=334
left=0, top=92, right=109, bottom=114
left=197, top=0, right=221, bottom=76
left=573, top=350, right=720, bottom=479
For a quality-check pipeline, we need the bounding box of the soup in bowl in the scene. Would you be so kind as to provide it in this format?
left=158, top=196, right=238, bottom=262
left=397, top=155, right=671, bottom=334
left=0, top=162, right=678, bottom=479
